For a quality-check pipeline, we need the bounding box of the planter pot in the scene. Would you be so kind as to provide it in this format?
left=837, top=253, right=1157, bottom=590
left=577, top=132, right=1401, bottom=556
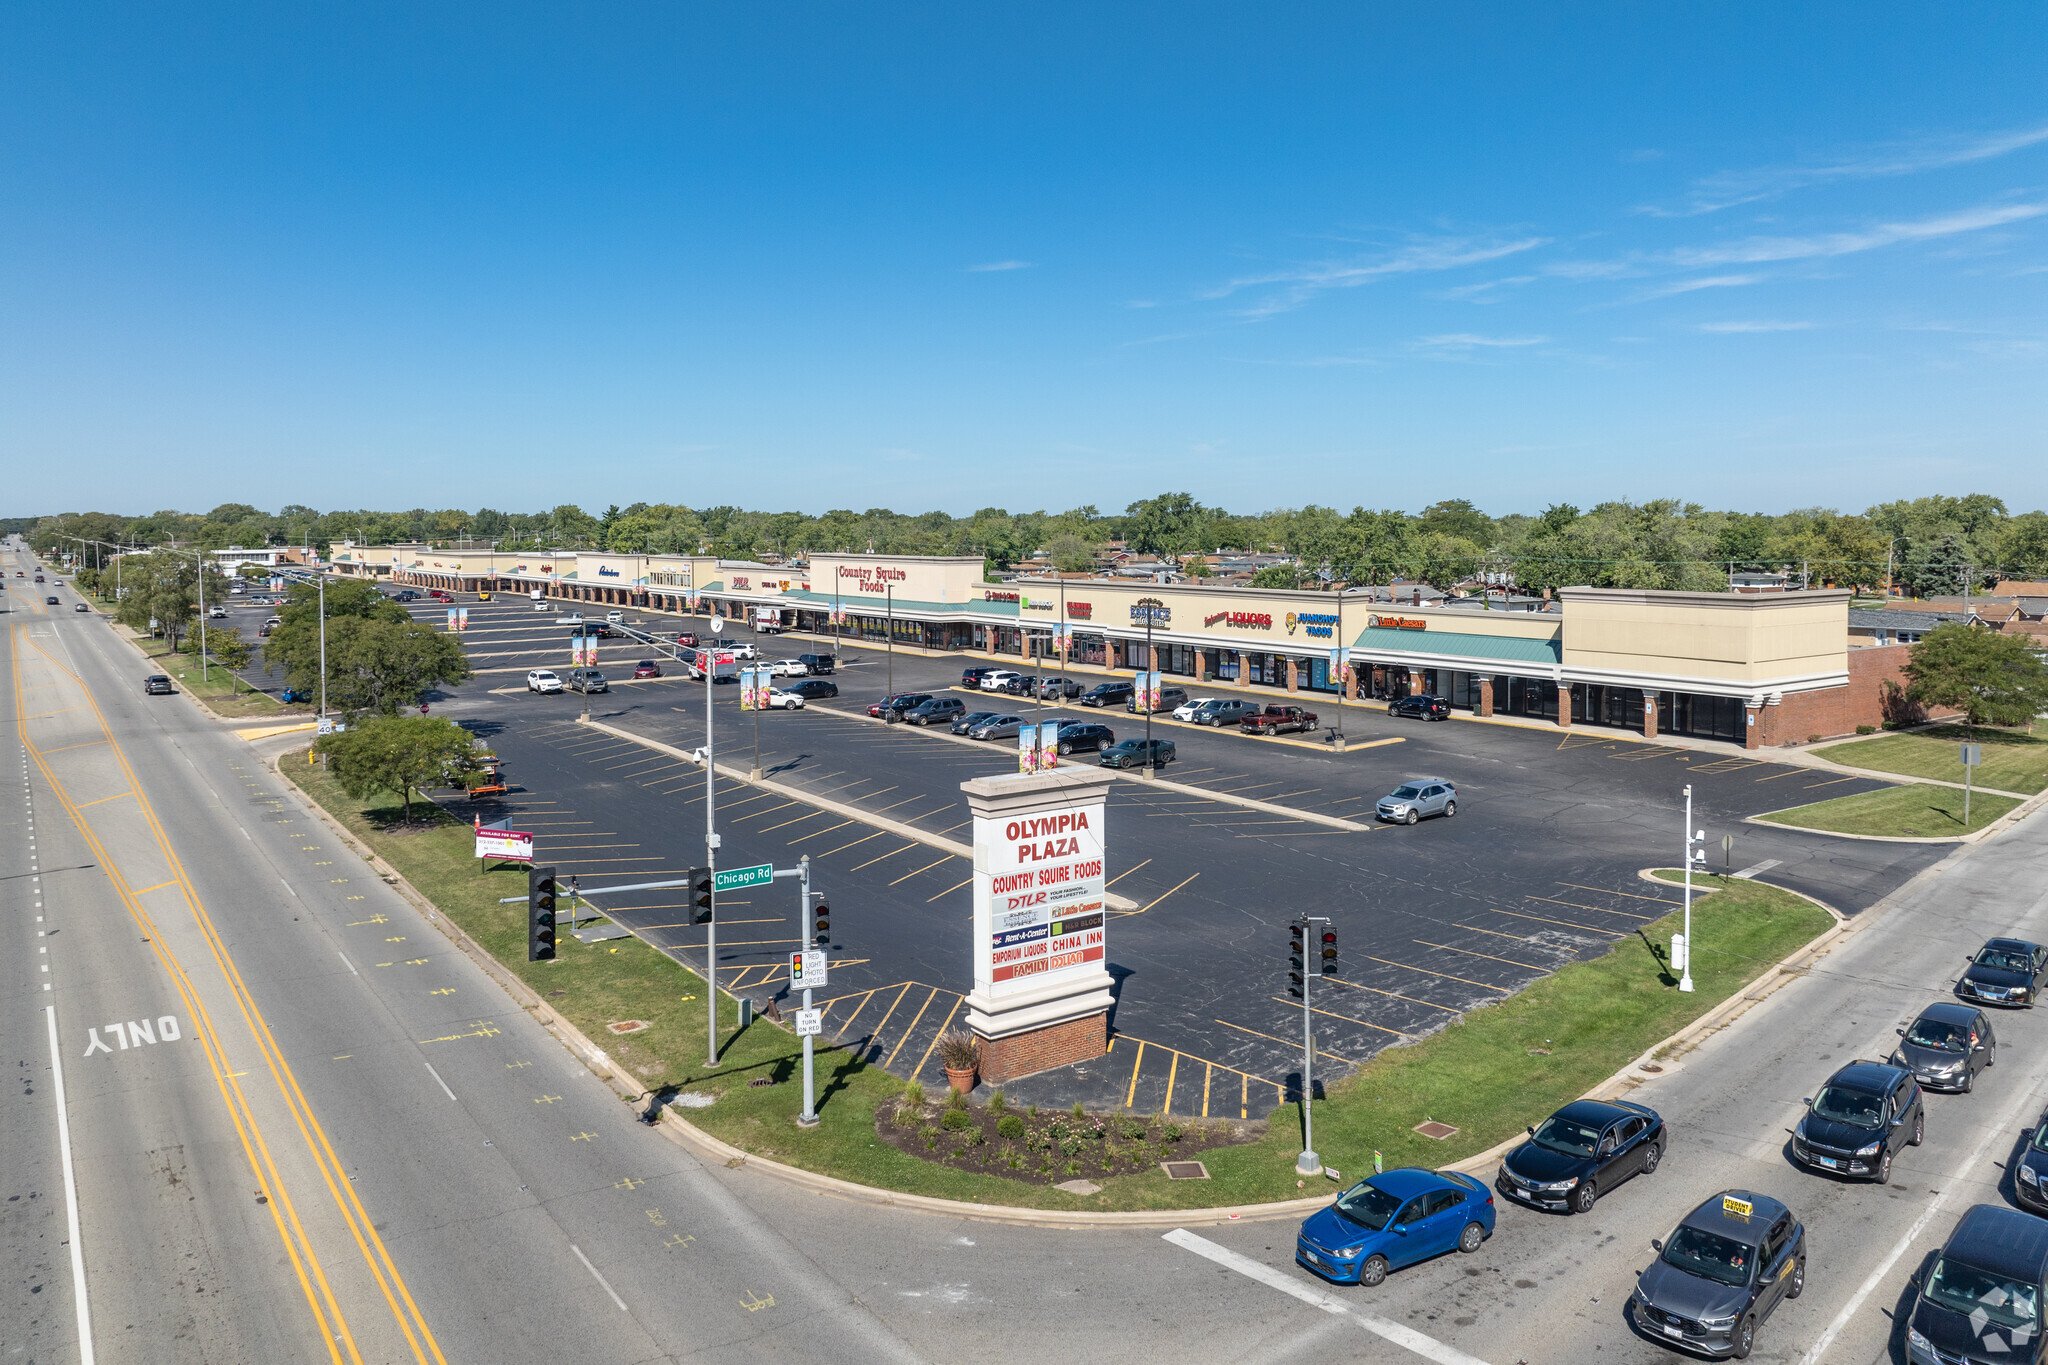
left=944, top=1065, right=976, bottom=1095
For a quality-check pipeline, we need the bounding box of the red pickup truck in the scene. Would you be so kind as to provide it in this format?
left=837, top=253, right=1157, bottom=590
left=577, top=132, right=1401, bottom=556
left=1241, top=705, right=1318, bottom=736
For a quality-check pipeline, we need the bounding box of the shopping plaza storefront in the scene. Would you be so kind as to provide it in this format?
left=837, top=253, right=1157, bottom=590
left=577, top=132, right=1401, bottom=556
left=381, top=547, right=1897, bottom=749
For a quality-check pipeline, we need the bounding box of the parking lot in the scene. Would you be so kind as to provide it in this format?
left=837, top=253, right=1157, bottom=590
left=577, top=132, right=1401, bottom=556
left=243, top=590, right=1947, bottom=1115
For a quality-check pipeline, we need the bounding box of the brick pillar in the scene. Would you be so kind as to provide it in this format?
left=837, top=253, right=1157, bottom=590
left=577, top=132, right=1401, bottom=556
left=1556, top=683, right=1572, bottom=728
left=1477, top=677, right=1494, bottom=717
left=1642, top=692, right=1659, bottom=740
left=1744, top=703, right=1762, bottom=750
left=1409, top=669, right=1426, bottom=696
left=1286, top=658, right=1299, bottom=692
left=1239, top=651, right=1251, bottom=685
left=1344, top=664, right=1358, bottom=699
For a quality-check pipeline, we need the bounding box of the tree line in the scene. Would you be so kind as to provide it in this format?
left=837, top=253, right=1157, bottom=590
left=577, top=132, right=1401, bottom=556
left=27, top=492, right=2048, bottom=593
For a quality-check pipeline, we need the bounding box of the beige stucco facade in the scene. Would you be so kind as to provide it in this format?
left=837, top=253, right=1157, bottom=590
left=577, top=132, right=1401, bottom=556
left=1557, top=587, right=1851, bottom=697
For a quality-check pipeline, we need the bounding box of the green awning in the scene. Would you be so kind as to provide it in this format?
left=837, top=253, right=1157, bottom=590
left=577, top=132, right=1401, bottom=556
left=1348, top=625, right=1561, bottom=666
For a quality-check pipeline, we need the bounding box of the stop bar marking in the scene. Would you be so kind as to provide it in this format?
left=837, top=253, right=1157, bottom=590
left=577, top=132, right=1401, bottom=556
left=1162, top=1229, right=1494, bottom=1365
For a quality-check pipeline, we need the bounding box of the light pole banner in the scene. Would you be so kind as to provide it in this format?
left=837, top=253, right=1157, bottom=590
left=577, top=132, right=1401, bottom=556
left=446, top=607, right=458, bottom=631
left=1017, top=724, right=1038, bottom=774
left=456, top=607, right=470, bottom=631
left=1039, top=722, right=1061, bottom=770
left=739, top=665, right=756, bottom=710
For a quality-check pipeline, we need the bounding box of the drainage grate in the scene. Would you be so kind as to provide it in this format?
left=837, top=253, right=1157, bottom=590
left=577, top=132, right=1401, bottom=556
left=1413, top=1121, right=1459, bottom=1140
left=1161, top=1161, right=1210, bottom=1180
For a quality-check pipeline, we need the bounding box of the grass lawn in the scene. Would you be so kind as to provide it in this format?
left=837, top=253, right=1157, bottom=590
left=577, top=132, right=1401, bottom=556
left=286, top=750, right=1834, bottom=1211
left=126, top=629, right=287, bottom=719
left=1814, top=724, right=2048, bottom=796
left=1754, top=781, right=2020, bottom=838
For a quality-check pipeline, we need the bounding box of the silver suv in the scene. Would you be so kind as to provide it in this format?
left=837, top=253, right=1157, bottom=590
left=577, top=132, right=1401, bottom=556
left=1376, top=777, right=1457, bottom=824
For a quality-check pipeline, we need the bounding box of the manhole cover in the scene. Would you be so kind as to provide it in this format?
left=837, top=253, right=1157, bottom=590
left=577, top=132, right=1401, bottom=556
left=1161, top=1161, right=1210, bottom=1181
left=606, top=1020, right=650, bottom=1035
left=1413, top=1121, right=1459, bottom=1140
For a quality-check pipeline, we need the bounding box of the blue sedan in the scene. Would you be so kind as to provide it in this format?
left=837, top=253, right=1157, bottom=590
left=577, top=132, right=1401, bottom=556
left=1296, top=1167, right=1495, bottom=1286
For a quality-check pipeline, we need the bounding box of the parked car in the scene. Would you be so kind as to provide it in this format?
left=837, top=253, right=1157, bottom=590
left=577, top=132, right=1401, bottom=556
left=1958, top=938, right=2046, bottom=1007
left=1100, top=737, right=1175, bottom=769
left=968, top=715, right=1026, bottom=741
left=207, top=605, right=228, bottom=619
left=567, top=668, right=608, bottom=693
left=1079, top=681, right=1134, bottom=708
left=1389, top=694, right=1452, bottom=721
left=1295, top=1167, right=1494, bottom=1287
left=952, top=709, right=1000, bottom=735
left=1496, top=1100, right=1664, bottom=1214
left=797, top=652, right=835, bottom=675
left=395, top=589, right=419, bottom=601
left=1634, top=1191, right=1805, bottom=1360
left=783, top=678, right=839, bottom=700
left=1186, top=697, right=1261, bottom=727
left=1376, top=778, right=1457, bottom=824
left=143, top=675, right=174, bottom=695
left=1034, top=676, right=1083, bottom=699
left=632, top=660, right=663, bottom=679
left=727, top=641, right=758, bottom=661
left=768, top=658, right=810, bottom=677
left=1792, top=1059, right=1924, bottom=1182
left=1890, top=1003, right=1997, bottom=1092
left=904, top=697, right=967, bottom=727
left=676, top=631, right=699, bottom=647
left=868, top=692, right=932, bottom=720
left=1054, top=722, right=1115, bottom=755
left=1128, top=686, right=1190, bottom=714
left=527, top=669, right=564, bottom=694
left=556, top=613, right=584, bottom=626
left=961, top=665, right=1004, bottom=687
left=979, top=670, right=1022, bottom=692
left=428, top=590, right=453, bottom=602
left=998, top=674, right=1042, bottom=696
left=1171, top=696, right=1214, bottom=721
left=764, top=687, right=807, bottom=710
left=1904, top=1204, right=2048, bottom=1364
left=605, top=610, right=625, bottom=624
left=1241, top=705, right=1318, bottom=735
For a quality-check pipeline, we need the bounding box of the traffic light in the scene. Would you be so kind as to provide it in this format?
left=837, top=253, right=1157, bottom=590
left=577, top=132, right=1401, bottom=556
left=813, top=898, right=830, bottom=943
left=1288, top=922, right=1306, bottom=998
left=527, top=865, right=558, bottom=962
left=1320, top=929, right=1338, bottom=976
left=689, top=867, right=713, bottom=924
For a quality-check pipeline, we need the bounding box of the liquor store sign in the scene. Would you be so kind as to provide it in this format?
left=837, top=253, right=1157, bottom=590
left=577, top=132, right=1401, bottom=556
left=973, top=799, right=1107, bottom=992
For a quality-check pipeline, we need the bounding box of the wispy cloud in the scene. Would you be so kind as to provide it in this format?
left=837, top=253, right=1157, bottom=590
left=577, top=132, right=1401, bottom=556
left=1697, top=320, right=1815, bottom=333
left=1666, top=202, right=2046, bottom=268
left=1631, top=273, right=1764, bottom=301
left=1202, top=235, right=1549, bottom=318
left=1412, top=333, right=1549, bottom=349
left=1435, top=275, right=1537, bottom=303
left=1648, top=123, right=2048, bottom=216
left=966, top=260, right=1035, bottom=272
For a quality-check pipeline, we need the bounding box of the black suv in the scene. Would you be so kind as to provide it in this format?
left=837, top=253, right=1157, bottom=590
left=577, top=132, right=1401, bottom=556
left=1959, top=937, right=2046, bottom=1008
left=1890, top=1002, right=1997, bottom=1092
left=1634, top=1190, right=1805, bottom=1360
left=797, top=653, right=835, bottom=675
left=1054, top=721, right=1114, bottom=755
left=962, top=665, right=1003, bottom=687
left=783, top=678, right=838, bottom=700
left=904, top=697, right=966, bottom=726
left=1497, top=1099, right=1664, bottom=1215
left=566, top=669, right=608, bottom=693
left=1906, top=1204, right=2048, bottom=1361
left=1080, top=681, right=1134, bottom=708
left=1793, top=1059, right=1923, bottom=1181
left=1389, top=694, right=1452, bottom=721
left=868, top=692, right=932, bottom=720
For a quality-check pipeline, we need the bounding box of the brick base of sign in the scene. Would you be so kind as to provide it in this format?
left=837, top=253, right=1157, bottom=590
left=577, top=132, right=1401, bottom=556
left=976, top=1011, right=1107, bottom=1085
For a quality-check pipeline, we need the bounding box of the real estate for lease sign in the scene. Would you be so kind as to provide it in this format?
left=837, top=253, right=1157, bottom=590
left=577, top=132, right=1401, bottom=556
left=974, top=795, right=1106, bottom=992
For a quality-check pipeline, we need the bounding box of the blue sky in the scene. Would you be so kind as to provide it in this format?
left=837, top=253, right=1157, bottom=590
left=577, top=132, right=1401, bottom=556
left=4, top=3, right=2045, bottom=517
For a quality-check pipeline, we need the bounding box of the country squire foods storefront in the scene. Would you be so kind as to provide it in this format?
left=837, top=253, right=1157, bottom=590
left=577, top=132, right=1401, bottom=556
left=382, top=550, right=1875, bottom=748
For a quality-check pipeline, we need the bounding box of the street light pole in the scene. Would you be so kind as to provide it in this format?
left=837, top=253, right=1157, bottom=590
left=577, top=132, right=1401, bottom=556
left=705, top=614, right=723, bottom=1065
left=1679, top=784, right=1699, bottom=994
left=885, top=583, right=895, bottom=712
left=1143, top=613, right=1154, bottom=777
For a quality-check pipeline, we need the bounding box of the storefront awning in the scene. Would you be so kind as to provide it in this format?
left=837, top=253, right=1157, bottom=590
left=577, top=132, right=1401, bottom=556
left=777, top=588, right=1018, bottom=618
left=1349, top=625, right=1561, bottom=667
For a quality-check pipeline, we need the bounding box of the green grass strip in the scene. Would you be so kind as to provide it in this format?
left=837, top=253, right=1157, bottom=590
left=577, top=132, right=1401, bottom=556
left=284, top=750, right=1832, bottom=1212
left=1814, top=724, right=2047, bottom=796
left=1754, top=780, right=2019, bottom=837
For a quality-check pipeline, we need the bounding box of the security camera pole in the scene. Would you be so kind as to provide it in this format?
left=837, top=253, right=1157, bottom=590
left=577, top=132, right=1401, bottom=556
left=1679, top=784, right=1703, bottom=994
left=1295, top=911, right=1331, bottom=1177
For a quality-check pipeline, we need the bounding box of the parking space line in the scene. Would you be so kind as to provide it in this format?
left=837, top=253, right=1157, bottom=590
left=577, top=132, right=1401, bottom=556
left=759, top=810, right=827, bottom=833
left=729, top=800, right=800, bottom=822
left=1162, top=1051, right=1179, bottom=1117
left=1123, top=1041, right=1147, bottom=1107
left=1221, top=1017, right=1352, bottom=1060
left=909, top=996, right=963, bottom=1080
left=1526, top=894, right=1652, bottom=921
left=1484, top=906, right=1607, bottom=935
left=888, top=856, right=954, bottom=887
left=1105, top=858, right=1153, bottom=887
left=1202, top=1063, right=1212, bottom=1119
left=1802, top=774, right=1863, bottom=788
left=883, top=989, right=940, bottom=1069
left=1413, top=939, right=1548, bottom=973
left=1112, top=872, right=1199, bottom=918
left=816, top=830, right=886, bottom=857
left=850, top=842, right=917, bottom=871
left=926, top=876, right=973, bottom=903
left=1316, top=976, right=1455, bottom=1014
left=1282, top=996, right=1420, bottom=1038
left=1556, top=881, right=1677, bottom=904
left=1357, top=952, right=1510, bottom=992
left=1753, top=768, right=1803, bottom=781
left=864, top=984, right=917, bottom=1051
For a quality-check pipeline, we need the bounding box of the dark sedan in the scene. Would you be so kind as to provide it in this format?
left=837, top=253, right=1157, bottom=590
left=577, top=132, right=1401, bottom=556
left=1958, top=937, right=2046, bottom=1008
left=45, top=595, right=58, bottom=605
left=867, top=692, right=932, bottom=719
left=1890, top=1002, right=1997, bottom=1092
left=1633, top=1191, right=1804, bottom=1360
left=1100, top=737, right=1174, bottom=769
left=1389, top=693, right=1451, bottom=720
left=1054, top=722, right=1114, bottom=755
left=1497, top=1099, right=1664, bottom=1214
left=951, top=710, right=1000, bottom=735
left=782, top=678, right=839, bottom=700
left=967, top=715, right=1025, bottom=741
left=1792, top=1059, right=1923, bottom=1182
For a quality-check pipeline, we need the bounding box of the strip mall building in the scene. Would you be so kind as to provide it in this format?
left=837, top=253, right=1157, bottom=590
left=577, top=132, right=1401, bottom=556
left=368, top=545, right=1918, bottom=751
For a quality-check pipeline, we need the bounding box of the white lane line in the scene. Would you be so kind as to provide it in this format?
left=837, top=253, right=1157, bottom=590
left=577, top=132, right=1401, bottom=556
left=1163, top=1229, right=1492, bottom=1365
left=1796, top=1068, right=2047, bottom=1364
left=45, top=1005, right=97, bottom=1365
left=423, top=1063, right=457, bottom=1102
left=571, top=1244, right=630, bottom=1312
left=281, top=880, right=297, bottom=897
left=1733, top=858, right=1781, bottom=879
left=337, top=951, right=358, bottom=976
